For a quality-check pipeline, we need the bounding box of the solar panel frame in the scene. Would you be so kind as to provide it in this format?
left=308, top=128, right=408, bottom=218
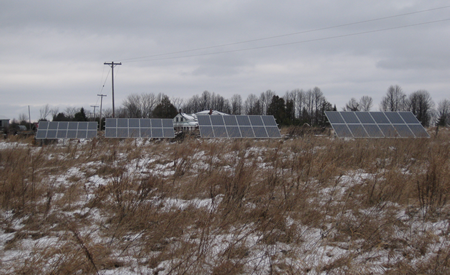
left=213, top=126, right=227, bottom=137
left=36, top=121, right=98, bottom=139
left=326, top=111, right=429, bottom=139
left=104, top=118, right=174, bottom=138
left=197, top=115, right=212, bottom=126
left=224, top=116, right=238, bottom=126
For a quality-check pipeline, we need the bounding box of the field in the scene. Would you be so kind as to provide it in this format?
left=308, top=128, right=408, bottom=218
left=1, top=128, right=450, bottom=274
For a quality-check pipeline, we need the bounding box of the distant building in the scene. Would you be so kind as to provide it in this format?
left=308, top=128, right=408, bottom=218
left=173, top=109, right=229, bottom=131
left=0, top=115, right=9, bottom=135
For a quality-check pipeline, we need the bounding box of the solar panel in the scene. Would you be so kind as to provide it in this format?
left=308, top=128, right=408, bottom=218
left=104, top=118, right=175, bottom=138
left=325, top=111, right=429, bottom=138
left=198, top=115, right=281, bottom=138
left=36, top=121, right=98, bottom=139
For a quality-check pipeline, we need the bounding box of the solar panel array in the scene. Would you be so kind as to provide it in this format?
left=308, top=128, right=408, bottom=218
left=105, top=118, right=175, bottom=138
left=36, top=121, right=98, bottom=139
left=197, top=115, right=281, bottom=138
left=325, top=111, right=429, bottom=138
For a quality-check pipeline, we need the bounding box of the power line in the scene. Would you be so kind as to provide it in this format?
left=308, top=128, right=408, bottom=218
left=120, top=5, right=450, bottom=62
left=125, top=18, right=450, bottom=62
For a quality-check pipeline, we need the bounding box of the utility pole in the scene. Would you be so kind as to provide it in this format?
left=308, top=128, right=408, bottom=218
left=103, top=61, right=122, bottom=118
left=97, top=94, right=107, bottom=130
left=90, top=105, right=99, bottom=119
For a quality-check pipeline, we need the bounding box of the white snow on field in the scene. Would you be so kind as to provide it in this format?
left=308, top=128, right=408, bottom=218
left=1, top=138, right=449, bottom=274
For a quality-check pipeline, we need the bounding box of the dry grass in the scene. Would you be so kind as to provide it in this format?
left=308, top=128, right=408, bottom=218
left=1, top=128, right=450, bottom=274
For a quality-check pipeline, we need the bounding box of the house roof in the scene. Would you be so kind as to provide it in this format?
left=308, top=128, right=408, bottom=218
left=195, top=110, right=229, bottom=116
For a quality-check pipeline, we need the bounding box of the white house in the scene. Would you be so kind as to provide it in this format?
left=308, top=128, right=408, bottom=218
left=173, top=110, right=229, bottom=131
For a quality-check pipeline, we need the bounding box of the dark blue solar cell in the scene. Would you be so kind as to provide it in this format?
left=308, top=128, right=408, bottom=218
left=370, top=112, right=390, bottom=124
left=46, top=130, right=57, bottom=139
left=36, top=130, right=47, bottom=139
left=105, top=118, right=116, bottom=128
left=105, top=128, right=116, bottom=138
left=86, top=131, right=97, bottom=139
left=348, top=124, right=368, bottom=138
left=253, top=126, right=268, bottom=138
left=362, top=125, right=384, bottom=138
left=38, top=121, right=49, bottom=130
left=162, top=119, right=173, bottom=128
left=129, top=118, right=140, bottom=128
left=48, top=122, right=58, bottom=130
left=325, top=112, right=345, bottom=123
left=117, top=119, right=128, bottom=128
left=199, top=126, right=214, bottom=138
left=68, top=122, right=78, bottom=130
left=210, top=116, right=225, bottom=126
left=378, top=125, right=399, bottom=137
left=197, top=116, right=211, bottom=126
left=355, top=112, right=375, bottom=124
left=117, top=128, right=128, bottom=138
left=77, top=130, right=87, bottom=139
left=399, top=112, right=420, bottom=124
left=224, top=116, right=238, bottom=126
left=340, top=112, right=360, bottom=124
left=249, top=116, right=264, bottom=126
left=266, top=127, right=282, bottom=138
left=236, top=116, right=251, bottom=126
left=56, top=130, right=67, bottom=139
left=394, top=125, right=414, bottom=138
left=88, top=122, right=98, bottom=130
left=59, top=122, right=69, bottom=130
left=333, top=125, right=353, bottom=138
left=67, top=130, right=77, bottom=138
left=226, top=127, right=241, bottom=137
left=213, top=127, right=227, bottom=137
left=163, top=128, right=175, bottom=138
left=385, top=112, right=404, bottom=124
left=240, top=126, right=254, bottom=137
left=140, top=129, right=151, bottom=138
left=129, top=128, right=140, bottom=138
left=151, top=128, right=163, bottom=138
left=78, top=122, right=88, bottom=130
left=408, top=125, right=429, bottom=138
left=151, top=119, right=162, bottom=128
left=140, top=119, right=151, bottom=128
left=262, top=116, right=277, bottom=126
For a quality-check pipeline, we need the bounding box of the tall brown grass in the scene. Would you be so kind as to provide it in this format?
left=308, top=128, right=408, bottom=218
left=0, top=129, right=450, bottom=274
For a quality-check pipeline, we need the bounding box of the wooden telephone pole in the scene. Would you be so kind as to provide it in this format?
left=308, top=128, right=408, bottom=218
left=104, top=61, right=122, bottom=118
left=97, top=94, right=107, bottom=130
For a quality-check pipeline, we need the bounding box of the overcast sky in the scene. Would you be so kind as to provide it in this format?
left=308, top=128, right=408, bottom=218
left=1, top=0, right=449, bottom=121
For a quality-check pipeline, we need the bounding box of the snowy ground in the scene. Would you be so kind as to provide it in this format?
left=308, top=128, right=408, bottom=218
left=0, top=136, right=449, bottom=274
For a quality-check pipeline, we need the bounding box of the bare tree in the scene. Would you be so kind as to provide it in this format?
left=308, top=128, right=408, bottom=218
left=39, top=104, right=51, bottom=120
left=408, top=90, right=434, bottom=126
left=437, top=99, right=450, bottom=126
left=359, top=96, right=373, bottom=111
left=344, top=98, right=360, bottom=111
left=170, top=97, right=184, bottom=112
left=260, top=90, right=275, bottom=115
left=380, top=85, right=409, bottom=111
left=231, top=94, right=243, bottom=115
left=64, top=107, right=78, bottom=119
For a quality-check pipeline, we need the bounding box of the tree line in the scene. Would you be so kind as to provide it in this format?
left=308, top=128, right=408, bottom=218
left=16, top=85, right=449, bottom=128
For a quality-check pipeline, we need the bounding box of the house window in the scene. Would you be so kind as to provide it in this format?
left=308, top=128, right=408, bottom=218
left=176, top=117, right=179, bottom=122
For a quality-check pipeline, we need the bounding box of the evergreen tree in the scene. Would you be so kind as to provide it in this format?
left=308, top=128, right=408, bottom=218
left=74, top=108, right=88, bottom=121
left=153, top=96, right=178, bottom=118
